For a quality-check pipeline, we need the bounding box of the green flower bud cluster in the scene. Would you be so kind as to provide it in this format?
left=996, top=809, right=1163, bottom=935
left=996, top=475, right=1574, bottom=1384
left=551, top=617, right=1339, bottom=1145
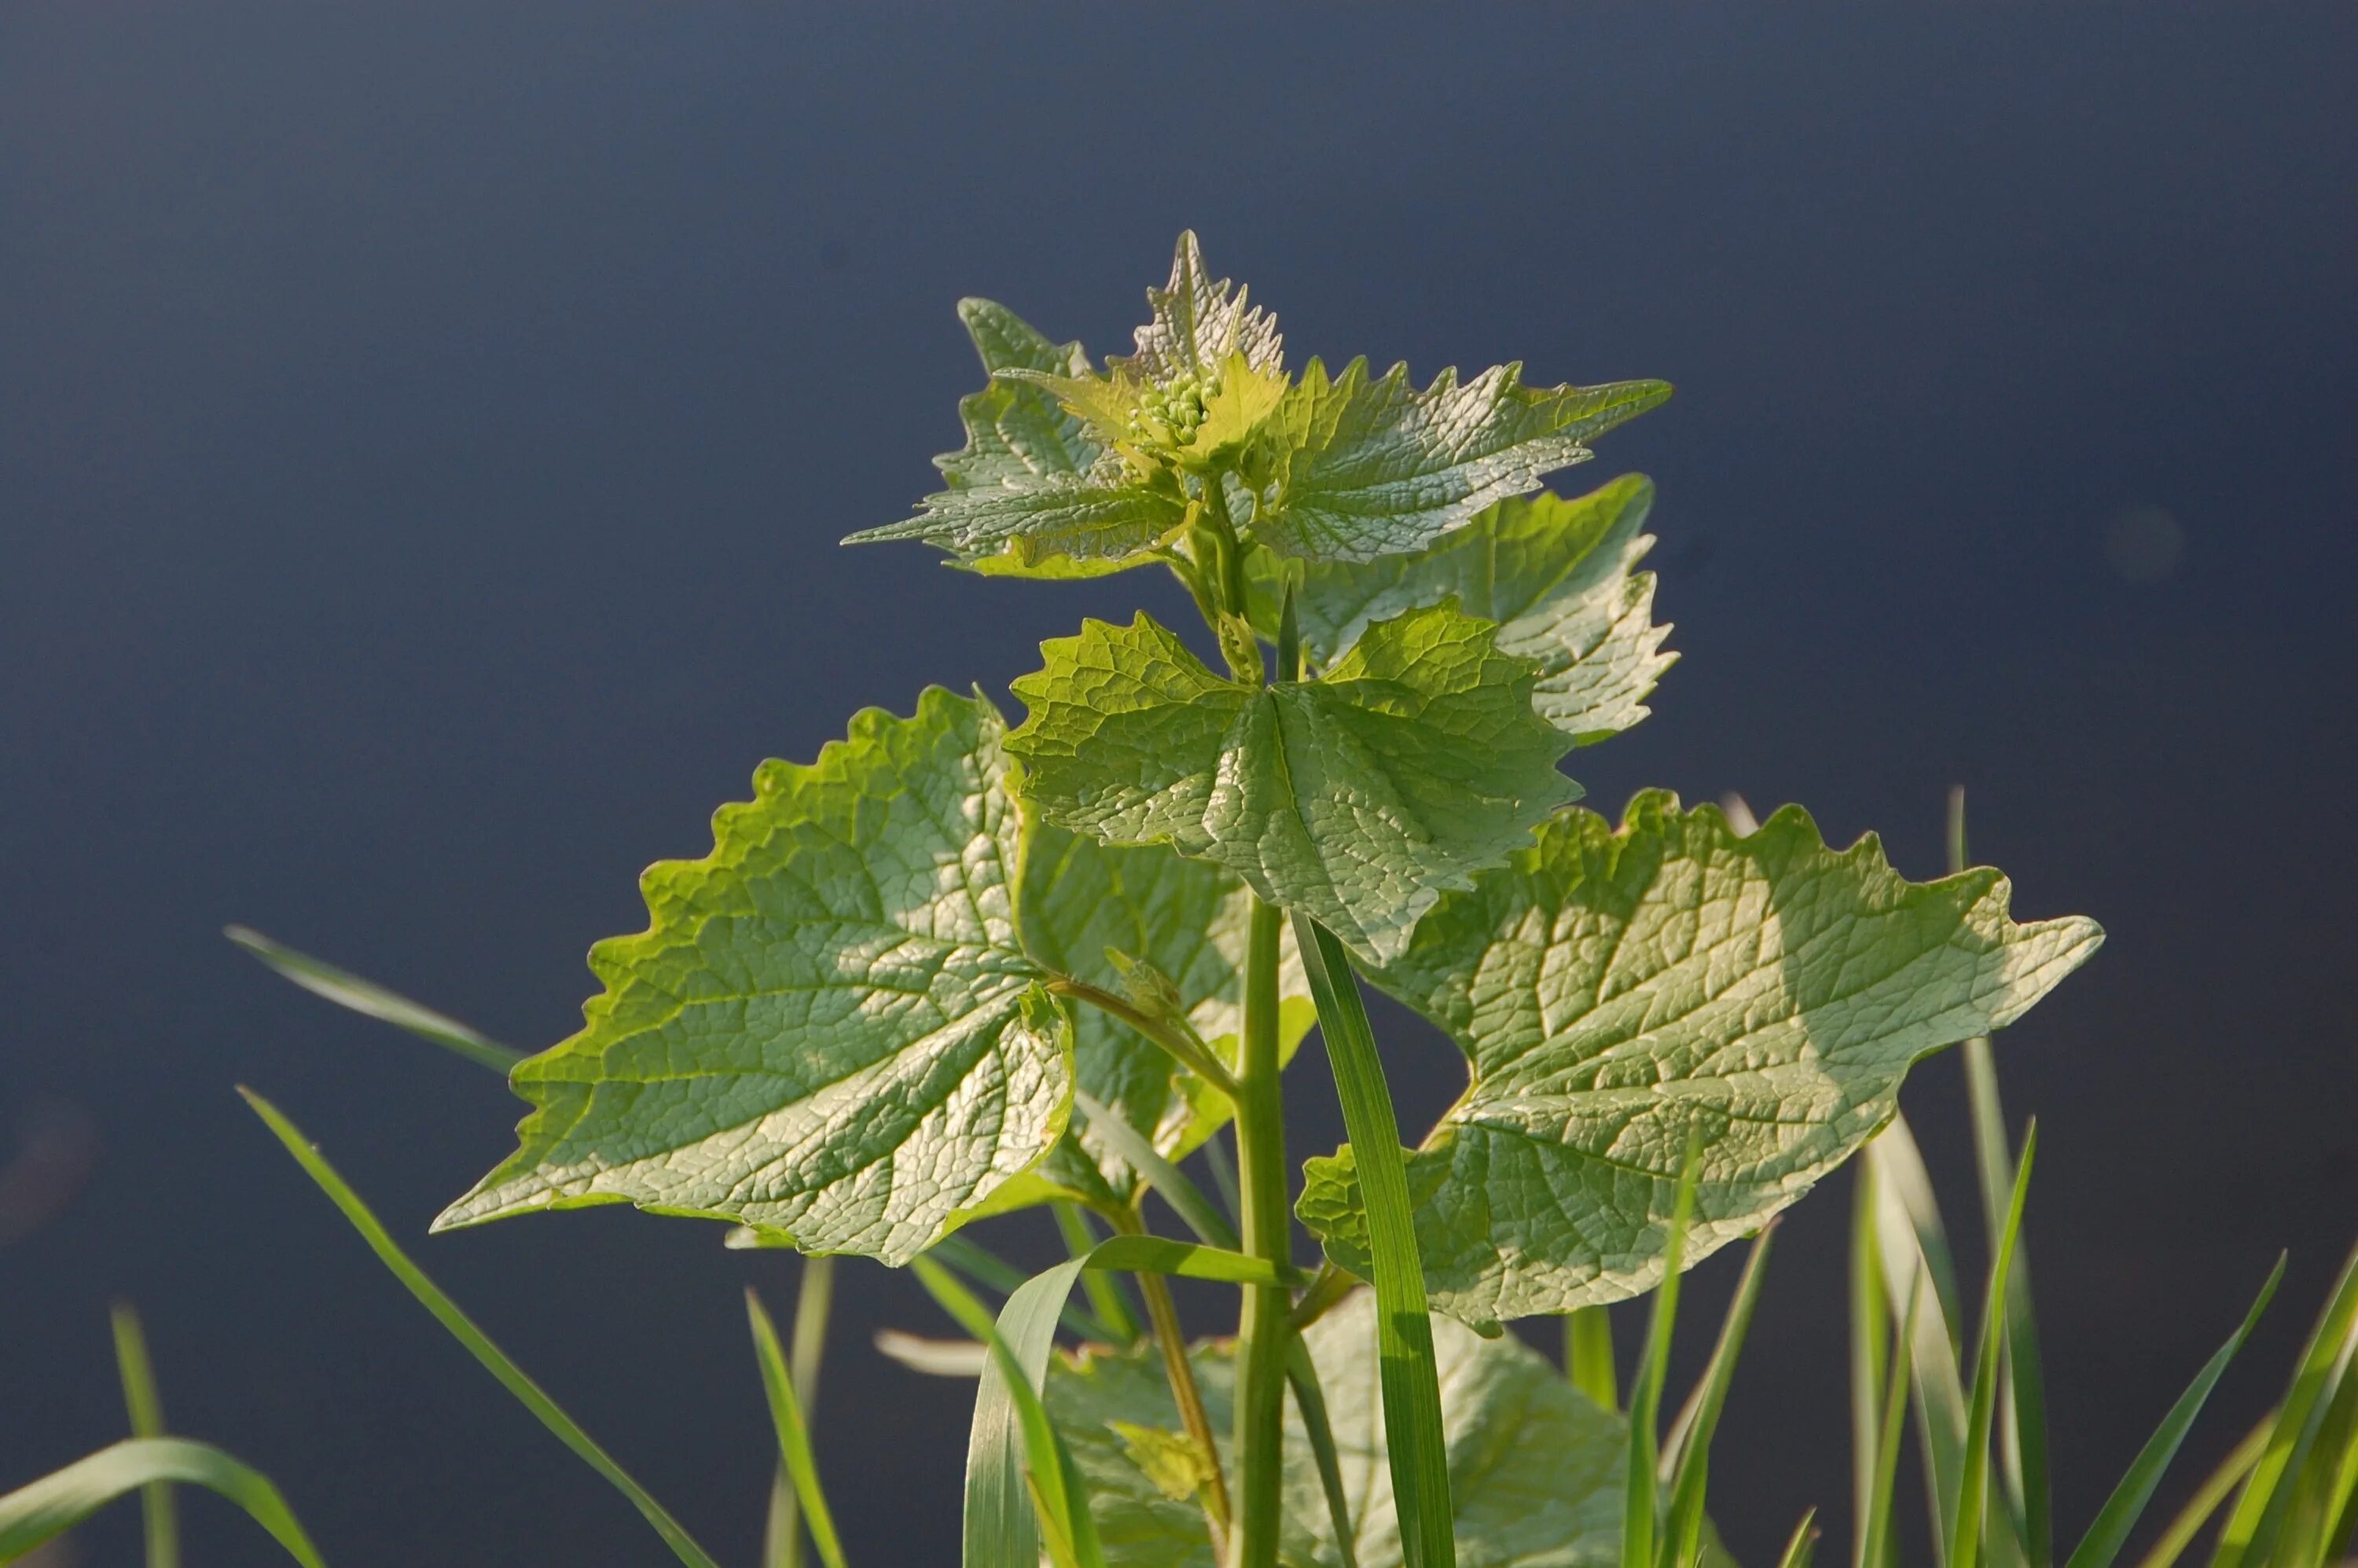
left=1127, top=369, right=1216, bottom=448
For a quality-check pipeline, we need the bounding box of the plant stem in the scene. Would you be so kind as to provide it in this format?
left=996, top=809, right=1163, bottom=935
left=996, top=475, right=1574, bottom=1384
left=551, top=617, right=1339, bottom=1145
left=1107, top=1206, right=1233, bottom=1548
left=1229, top=896, right=1291, bottom=1568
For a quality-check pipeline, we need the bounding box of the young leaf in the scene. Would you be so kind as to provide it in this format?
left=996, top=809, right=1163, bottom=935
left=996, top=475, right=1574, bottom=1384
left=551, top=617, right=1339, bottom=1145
left=1007, top=604, right=1579, bottom=965
left=1118, top=232, right=1284, bottom=388
left=997, top=821, right=1313, bottom=1210
left=0, top=1439, right=324, bottom=1567
left=1297, top=793, right=2101, bottom=1328
left=1249, top=475, right=1676, bottom=744
left=1248, top=355, right=1670, bottom=562
left=436, top=689, right=1074, bottom=1265
left=241, top=1089, right=724, bottom=1568
left=1044, top=1291, right=1649, bottom=1568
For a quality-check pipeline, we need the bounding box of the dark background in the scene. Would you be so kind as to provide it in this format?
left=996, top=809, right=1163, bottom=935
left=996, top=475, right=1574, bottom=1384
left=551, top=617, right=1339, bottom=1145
left=5, top=7, right=2353, bottom=1564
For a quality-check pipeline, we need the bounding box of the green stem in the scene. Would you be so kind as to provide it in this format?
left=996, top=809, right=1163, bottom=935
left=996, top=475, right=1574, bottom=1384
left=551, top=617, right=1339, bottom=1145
left=1229, top=896, right=1291, bottom=1568
left=1105, top=1206, right=1233, bottom=1548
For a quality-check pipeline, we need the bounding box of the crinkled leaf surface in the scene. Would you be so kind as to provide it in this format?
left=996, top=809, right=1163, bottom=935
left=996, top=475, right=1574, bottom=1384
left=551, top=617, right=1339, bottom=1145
left=1115, top=230, right=1284, bottom=385
left=1045, top=1291, right=1636, bottom=1567
left=437, top=689, right=1071, bottom=1265
left=1250, top=476, right=1674, bottom=744
left=1247, top=357, right=1671, bottom=563
left=986, top=820, right=1317, bottom=1210
left=844, top=299, right=1185, bottom=569
left=1298, top=792, right=2103, bottom=1327
left=1005, top=604, right=1580, bottom=965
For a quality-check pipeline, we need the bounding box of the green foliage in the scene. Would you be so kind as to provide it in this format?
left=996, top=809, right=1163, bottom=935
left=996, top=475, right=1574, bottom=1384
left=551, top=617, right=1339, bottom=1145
left=0, top=1439, right=324, bottom=1566
left=436, top=689, right=1074, bottom=1264
left=1045, top=1291, right=1636, bottom=1568
left=208, top=233, right=2186, bottom=1568
left=1007, top=603, right=1579, bottom=964
left=1297, top=792, right=2102, bottom=1329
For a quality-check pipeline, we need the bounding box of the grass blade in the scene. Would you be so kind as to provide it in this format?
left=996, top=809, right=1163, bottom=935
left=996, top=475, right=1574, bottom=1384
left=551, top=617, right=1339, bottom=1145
left=1054, top=1203, right=1144, bottom=1347
left=1285, top=1339, right=1363, bottom=1568
left=1625, top=1143, right=1702, bottom=1568
left=224, top=926, right=521, bottom=1074
left=748, top=1288, right=850, bottom=1568
left=1952, top=1123, right=2037, bottom=1568
left=109, top=1302, right=180, bottom=1568
left=1776, top=1510, right=1823, bottom=1568
left=873, top=1329, right=990, bottom=1378
left=1072, top=1089, right=1237, bottom=1250
left=2211, top=1236, right=2358, bottom=1568
left=1860, top=1292, right=1923, bottom=1568
left=1852, top=1162, right=1890, bottom=1568
left=2132, top=1422, right=2269, bottom=1568
left=765, top=1256, right=838, bottom=1568
left=1568, top=1305, right=1619, bottom=1414
left=1661, top=1224, right=1777, bottom=1566
left=0, top=1438, right=324, bottom=1566
left=2064, top=1256, right=2283, bottom=1568
left=1199, top=1129, right=1243, bottom=1232
left=237, top=1087, right=723, bottom=1568
left=927, top=1235, right=1122, bottom=1343
left=1869, top=1123, right=1970, bottom=1567
left=913, top=1255, right=1106, bottom=1568
left=1295, top=912, right=1455, bottom=1568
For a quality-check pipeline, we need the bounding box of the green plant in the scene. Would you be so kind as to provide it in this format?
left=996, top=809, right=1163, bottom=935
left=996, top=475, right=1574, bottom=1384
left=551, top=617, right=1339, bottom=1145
left=14, top=236, right=2345, bottom=1568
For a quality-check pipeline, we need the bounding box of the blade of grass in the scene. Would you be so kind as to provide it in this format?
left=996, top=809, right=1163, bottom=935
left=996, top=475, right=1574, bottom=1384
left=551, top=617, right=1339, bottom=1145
left=1625, top=1142, right=1703, bottom=1568
left=1853, top=1161, right=1890, bottom=1568
left=1199, top=1129, right=1243, bottom=1232
left=1661, top=1224, right=1778, bottom=1568
left=2131, top=1421, right=2270, bottom=1568
left=1568, top=1305, right=1619, bottom=1414
left=1860, top=1292, right=1923, bottom=1568
left=748, top=1288, right=850, bottom=1568
left=1056, top=1203, right=1145, bottom=1347
left=109, top=1302, right=179, bottom=1568
left=1285, top=1339, right=1363, bottom=1568
left=2063, top=1256, right=2283, bottom=1568
left=238, top=1087, right=723, bottom=1568
left=1295, top=912, right=1455, bottom=1568
left=2211, top=1237, right=2358, bottom=1568
left=873, top=1329, right=990, bottom=1378
left=913, top=1255, right=1107, bottom=1568
left=1869, top=1125, right=1970, bottom=1568
left=766, top=1256, right=839, bottom=1568
left=1072, top=1090, right=1237, bottom=1250
left=224, top=926, right=521, bottom=1074
left=1951, top=787, right=2055, bottom=1568
left=1952, top=1123, right=2037, bottom=1568
left=1776, top=1511, right=1823, bottom=1568
left=0, top=1438, right=325, bottom=1566
left=927, top=1234, right=1122, bottom=1343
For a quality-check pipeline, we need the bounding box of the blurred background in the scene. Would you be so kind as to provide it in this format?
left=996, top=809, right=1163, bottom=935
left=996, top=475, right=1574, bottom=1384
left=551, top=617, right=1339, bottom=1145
left=4, top=7, right=2352, bottom=1564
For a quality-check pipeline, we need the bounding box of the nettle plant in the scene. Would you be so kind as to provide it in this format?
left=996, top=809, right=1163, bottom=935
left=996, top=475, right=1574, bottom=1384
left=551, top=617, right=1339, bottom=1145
left=78, top=234, right=2358, bottom=1568
left=416, top=233, right=2103, bottom=1566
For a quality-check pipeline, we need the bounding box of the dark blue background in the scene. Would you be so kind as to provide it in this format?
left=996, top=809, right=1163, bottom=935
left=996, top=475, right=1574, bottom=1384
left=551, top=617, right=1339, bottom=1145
left=5, top=8, right=2352, bottom=1564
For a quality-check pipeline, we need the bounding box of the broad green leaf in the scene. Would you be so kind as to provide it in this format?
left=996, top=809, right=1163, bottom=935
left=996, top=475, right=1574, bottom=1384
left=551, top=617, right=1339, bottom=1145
left=1247, top=357, right=1671, bottom=563
left=0, top=1439, right=323, bottom=1567
left=1117, top=231, right=1284, bottom=387
left=1045, top=1291, right=1640, bottom=1568
left=994, top=819, right=1313, bottom=1209
left=437, top=688, right=1074, bottom=1265
left=1006, top=604, right=1580, bottom=965
left=1247, top=476, right=1674, bottom=744
left=938, top=299, right=1100, bottom=493
left=1297, top=792, right=2102, bottom=1328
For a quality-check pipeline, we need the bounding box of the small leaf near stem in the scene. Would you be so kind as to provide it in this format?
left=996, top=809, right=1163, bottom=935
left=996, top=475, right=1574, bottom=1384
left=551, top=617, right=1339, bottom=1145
left=1045, top=976, right=1240, bottom=1101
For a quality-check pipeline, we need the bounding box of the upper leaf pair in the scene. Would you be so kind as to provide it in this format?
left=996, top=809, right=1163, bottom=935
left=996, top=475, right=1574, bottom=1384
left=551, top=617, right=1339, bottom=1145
left=845, top=233, right=1669, bottom=572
